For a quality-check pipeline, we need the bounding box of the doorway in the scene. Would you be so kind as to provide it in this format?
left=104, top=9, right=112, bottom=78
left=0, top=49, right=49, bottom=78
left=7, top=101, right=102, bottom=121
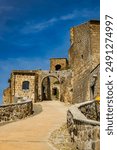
left=41, top=75, right=60, bottom=101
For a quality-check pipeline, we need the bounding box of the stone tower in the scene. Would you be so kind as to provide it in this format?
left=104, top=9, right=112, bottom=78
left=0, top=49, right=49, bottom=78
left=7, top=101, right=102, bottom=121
left=69, top=20, right=100, bottom=103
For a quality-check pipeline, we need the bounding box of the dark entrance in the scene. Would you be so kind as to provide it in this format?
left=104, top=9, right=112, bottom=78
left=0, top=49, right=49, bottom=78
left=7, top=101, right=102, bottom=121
left=52, top=88, right=57, bottom=95
left=41, top=75, right=60, bottom=101
left=55, top=64, right=61, bottom=71
left=52, top=87, right=59, bottom=99
left=91, top=84, right=95, bottom=99
left=41, top=77, right=51, bottom=100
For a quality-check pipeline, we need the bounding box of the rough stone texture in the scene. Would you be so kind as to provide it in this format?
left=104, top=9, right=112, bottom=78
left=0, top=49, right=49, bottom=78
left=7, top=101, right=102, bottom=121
left=69, top=20, right=100, bottom=103
left=0, top=100, right=33, bottom=124
left=42, top=76, right=60, bottom=100
left=67, top=100, right=100, bottom=150
left=90, top=65, right=100, bottom=100
left=3, top=87, right=11, bottom=104
left=49, top=124, right=76, bottom=150
left=12, top=72, right=36, bottom=103
left=3, top=69, right=73, bottom=104
left=50, top=58, right=68, bottom=71
left=60, top=70, right=73, bottom=103
left=8, top=70, right=39, bottom=103
left=79, top=101, right=100, bottom=121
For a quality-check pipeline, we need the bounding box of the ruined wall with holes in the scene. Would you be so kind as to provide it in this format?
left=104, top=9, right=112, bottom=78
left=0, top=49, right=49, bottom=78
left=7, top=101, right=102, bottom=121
left=69, top=20, right=100, bottom=103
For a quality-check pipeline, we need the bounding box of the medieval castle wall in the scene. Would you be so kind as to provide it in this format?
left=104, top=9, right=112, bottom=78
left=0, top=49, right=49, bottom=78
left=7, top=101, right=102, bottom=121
left=69, top=20, right=100, bottom=103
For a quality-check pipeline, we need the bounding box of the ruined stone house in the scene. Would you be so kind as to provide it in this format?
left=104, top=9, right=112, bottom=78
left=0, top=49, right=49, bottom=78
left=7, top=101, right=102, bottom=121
left=3, top=20, right=100, bottom=104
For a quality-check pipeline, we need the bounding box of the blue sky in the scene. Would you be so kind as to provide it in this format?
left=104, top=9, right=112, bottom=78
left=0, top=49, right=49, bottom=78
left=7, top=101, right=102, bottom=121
left=0, top=0, right=100, bottom=104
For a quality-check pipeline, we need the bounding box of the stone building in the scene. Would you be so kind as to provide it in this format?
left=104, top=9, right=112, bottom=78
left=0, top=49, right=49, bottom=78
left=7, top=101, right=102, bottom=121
left=50, top=58, right=68, bottom=71
left=69, top=20, right=100, bottom=103
left=3, top=66, right=72, bottom=104
left=3, top=20, right=100, bottom=104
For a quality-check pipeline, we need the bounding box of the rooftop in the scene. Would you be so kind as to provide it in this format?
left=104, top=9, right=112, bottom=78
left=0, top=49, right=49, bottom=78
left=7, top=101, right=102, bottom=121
left=71, top=19, right=100, bottom=29
left=50, top=58, right=67, bottom=60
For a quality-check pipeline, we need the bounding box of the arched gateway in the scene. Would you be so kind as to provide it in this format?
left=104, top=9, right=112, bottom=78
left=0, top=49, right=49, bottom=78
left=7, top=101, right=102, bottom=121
left=41, top=75, right=60, bottom=101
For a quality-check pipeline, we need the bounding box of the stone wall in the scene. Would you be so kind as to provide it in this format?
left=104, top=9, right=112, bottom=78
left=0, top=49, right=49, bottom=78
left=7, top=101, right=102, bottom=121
left=40, top=69, right=73, bottom=103
left=3, top=87, right=11, bottom=104
left=90, top=22, right=100, bottom=69
left=69, top=20, right=100, bottom=103
left=60, top=70, right=73, bottom=103
left=14, top=74, right=35, bottom=102
left=50, top=58, right=68, bottom=71
left=90, top=64, right=100, bottom=100
left=0, top=100, right=33, bottom=124
left=3, top=70, right=41, bottom=104
left=79, top=101, right=100, bottom=121
left=3, top=69, right=73, bottom=104
left=4, top=70, right=38, bottom=104
left=67, top=100, right=100, bottom=150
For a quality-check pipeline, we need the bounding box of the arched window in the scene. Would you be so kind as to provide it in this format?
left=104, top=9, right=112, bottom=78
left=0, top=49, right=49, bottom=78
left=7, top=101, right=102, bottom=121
left=22, top=81, right=30, bottom=90
left=55, top=64, right=61, bottom=71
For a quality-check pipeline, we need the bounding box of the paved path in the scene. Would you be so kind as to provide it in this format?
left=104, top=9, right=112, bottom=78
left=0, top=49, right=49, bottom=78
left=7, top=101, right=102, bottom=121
left=0, top=101, right=69, bottom=150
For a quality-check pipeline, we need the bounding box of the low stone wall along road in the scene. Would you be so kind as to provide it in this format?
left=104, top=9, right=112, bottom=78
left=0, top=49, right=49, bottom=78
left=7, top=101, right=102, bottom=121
left=0, top=101, right=69, bottom=150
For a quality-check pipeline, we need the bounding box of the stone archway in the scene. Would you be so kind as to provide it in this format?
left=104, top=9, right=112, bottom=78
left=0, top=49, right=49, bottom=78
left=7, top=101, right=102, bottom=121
left=41, top=75, right=60, bottom=101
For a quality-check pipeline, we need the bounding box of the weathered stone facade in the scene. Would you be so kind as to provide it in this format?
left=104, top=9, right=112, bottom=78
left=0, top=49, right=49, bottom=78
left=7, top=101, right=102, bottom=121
left=50, top=58, right=68, bottom=71
left=3, top=87, right=11, bottom=104
left=60, top=70, right=73, bottom=103
left=10, top=71, right=38, bottom=103
left=3, top=69, right=72, bottom=104
left=69, top=20, right=100, bottom=103
left=3, top=20, right=100, bottom=105
left=90, top=64, right=100, bottom=100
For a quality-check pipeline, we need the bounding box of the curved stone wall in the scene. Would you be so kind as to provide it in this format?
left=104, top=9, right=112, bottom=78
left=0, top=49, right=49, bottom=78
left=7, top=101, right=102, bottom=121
left=79, top=100, right=100, bottom=121
left=0, top=100, right=33, bottom=124
left=67, top=100, right=100, bottom=150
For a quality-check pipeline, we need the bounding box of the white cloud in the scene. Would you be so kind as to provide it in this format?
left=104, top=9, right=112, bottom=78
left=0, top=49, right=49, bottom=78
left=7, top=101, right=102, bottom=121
left=21, top=10, right=78, bottom=34
left=81, top=8, right=99, bottom=18
left=60, top=10, right=77, bottom=20
left=21, top=18, right=57, bottom=33
left=21, top=8, right=99, bottom=34
left=32, top=18, right=57, bottom=31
